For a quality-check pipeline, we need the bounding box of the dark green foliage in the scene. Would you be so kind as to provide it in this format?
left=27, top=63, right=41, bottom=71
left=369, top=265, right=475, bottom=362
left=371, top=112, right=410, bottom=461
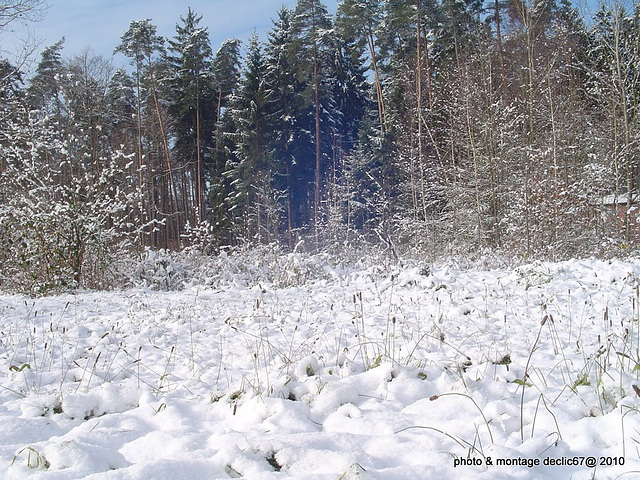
left=167, top=8, right=215, bottom=168
left=26, top=38, right=65, bottom=112
left=226, top=33, right=280, bottom=242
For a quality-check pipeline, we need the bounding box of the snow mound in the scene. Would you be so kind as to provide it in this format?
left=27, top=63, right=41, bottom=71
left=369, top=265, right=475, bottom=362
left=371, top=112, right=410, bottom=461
left=1, top=256, right=638, bottom=478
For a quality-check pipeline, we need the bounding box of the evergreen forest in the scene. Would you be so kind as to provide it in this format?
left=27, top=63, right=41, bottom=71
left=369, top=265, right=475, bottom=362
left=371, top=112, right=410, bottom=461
left=1, top=0, right=639, bottom=293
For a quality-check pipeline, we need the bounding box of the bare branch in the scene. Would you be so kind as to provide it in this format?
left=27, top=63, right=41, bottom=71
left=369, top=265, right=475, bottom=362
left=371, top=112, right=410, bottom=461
left=0, top=0, right=48, bottom=31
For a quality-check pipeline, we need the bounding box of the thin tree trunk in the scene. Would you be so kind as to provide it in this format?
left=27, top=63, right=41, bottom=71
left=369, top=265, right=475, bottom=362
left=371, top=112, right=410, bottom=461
left=196, top=78, right=203, bottom=226
left=611, top=6, right=634, bottom=241
left=366, top=21, right=386, bottom=133
left=134, top=61, right=145, bottom=247
left=416, top=2, right=428, bottom=222
left=151, top=87, right=181, bottom=247
left=465, top=76, right=484, bottom=248
left=312, top=3, right=322, bottom=248
left=495, top=0, right=506, bottom=84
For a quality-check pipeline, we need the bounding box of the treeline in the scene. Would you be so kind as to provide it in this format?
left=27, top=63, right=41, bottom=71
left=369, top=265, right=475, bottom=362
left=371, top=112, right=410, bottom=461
left=0, top=0, right=639, bottom=292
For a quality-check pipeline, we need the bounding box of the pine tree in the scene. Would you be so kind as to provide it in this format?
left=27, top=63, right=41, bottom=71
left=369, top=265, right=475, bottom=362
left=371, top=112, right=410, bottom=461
left=105, top=69, right=137, bottom=160
left=167, top=8, right=215, bottom=236
left=264, top=7, right=304, bottom=245
left=115, top=18, right=165, bottom=180
left=209, top=38, right=242, bottom=244
left=27, top=38, right=65, bottom=114
left=323, top=16, right=371, bottom=247
left=336, top=0, right=387, bottom=133
left=115, top=19, right=166, bottom=247
left=378, top=0, right=447, bottom=237
left=290, top=0, right=336, bottom=246
left=227, top=32, right=280, bottom=243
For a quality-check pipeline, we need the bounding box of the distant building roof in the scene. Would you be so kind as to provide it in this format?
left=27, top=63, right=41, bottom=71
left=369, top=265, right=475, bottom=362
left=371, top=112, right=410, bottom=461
left=600, top=193, right=639, bottom=206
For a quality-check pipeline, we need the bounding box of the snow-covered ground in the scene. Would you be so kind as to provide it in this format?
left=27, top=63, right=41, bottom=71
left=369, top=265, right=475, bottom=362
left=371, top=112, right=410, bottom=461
left=1, top=253, right=639, bottom=479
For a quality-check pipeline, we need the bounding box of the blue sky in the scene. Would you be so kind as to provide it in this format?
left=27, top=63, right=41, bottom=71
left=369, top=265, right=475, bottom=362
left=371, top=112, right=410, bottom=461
left=2, top=0, right=331, bottom=69
left=0, top=0, right=615, bottom=71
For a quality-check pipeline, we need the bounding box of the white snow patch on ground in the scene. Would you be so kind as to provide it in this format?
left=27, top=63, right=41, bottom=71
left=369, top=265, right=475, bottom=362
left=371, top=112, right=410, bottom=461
left=0, top=256, right=639, bottom=479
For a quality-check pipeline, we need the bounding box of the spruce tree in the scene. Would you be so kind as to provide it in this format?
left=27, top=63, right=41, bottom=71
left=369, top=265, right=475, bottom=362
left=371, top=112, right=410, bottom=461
left=209, top=38, right=242, bottom=244
left=264, top=7, right=304, bottom=245
left=227, top=33, right=280, bottom=243
left=167, top=8, right=215, bottom=235
left=27, top=38, right=65, bottom=114
left=290, top=0, right=336, bottom=245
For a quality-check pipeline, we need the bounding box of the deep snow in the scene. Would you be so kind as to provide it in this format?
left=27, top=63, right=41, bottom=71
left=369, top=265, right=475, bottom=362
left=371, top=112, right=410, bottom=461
left=0, top=254, right=639, bottom=479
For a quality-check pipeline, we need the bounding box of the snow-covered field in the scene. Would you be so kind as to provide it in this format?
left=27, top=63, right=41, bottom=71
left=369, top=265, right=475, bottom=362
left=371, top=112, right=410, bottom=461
left=1, top=253, right=639, bottom=479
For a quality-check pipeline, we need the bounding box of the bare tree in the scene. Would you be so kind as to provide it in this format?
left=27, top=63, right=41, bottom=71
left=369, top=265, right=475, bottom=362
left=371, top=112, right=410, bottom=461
left=0, top=1, right=47, bottom=79
left=0, top=0, right=47, bottom=31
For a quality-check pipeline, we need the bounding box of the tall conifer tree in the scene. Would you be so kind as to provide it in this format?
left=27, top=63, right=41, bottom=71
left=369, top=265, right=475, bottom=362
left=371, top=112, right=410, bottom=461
left=167, top=8, right=215, bottom=233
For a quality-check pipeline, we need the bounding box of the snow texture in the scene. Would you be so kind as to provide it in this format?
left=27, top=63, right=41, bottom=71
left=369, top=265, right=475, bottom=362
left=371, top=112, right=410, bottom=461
left=0, top=255, right=639, bottom=479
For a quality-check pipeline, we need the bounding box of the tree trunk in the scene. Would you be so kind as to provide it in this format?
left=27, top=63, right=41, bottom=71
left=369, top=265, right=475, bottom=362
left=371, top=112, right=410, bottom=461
left=312, top=3, right=322, bottom=248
